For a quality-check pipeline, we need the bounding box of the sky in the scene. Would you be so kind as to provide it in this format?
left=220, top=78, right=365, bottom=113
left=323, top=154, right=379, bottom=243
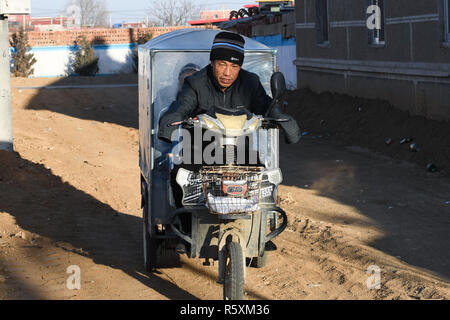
left=31, top=0, right=258, bottom=24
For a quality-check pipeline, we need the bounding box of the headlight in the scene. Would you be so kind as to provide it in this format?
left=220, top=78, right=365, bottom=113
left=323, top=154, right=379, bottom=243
left=221, top=137, right=237, bottom=146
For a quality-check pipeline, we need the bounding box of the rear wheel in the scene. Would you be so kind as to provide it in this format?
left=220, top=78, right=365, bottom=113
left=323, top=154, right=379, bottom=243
left=143, top=195, right=158, bottom=271
left=223, top=242, right=245, bottom=300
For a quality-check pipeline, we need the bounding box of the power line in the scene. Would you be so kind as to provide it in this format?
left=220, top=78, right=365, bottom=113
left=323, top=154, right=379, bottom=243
left=29, top=1, right=256, bottom=21
left=31, top=1, right=256, bottom=12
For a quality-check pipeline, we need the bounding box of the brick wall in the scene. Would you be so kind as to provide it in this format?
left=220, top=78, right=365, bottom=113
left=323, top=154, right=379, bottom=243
left=9, top=26, right=208, bottom=47
left=201, top=10, right=230, bottom=20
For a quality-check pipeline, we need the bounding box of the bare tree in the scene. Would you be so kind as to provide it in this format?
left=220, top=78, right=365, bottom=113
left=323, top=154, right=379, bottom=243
left=64, top=0, right=109, bottom=27
left=149, top=0, right=198, bottom=26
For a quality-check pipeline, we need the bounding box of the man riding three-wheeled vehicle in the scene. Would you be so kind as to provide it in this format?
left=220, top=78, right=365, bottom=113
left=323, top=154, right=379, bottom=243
left=138, top=30, right=301, bottom=300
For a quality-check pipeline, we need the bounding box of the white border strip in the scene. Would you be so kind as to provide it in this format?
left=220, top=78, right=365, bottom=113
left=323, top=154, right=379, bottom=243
left=386, top=14, right=439, bottom=25
left=330, top=20, right=366, bottom=28
left=295, top=23, right=316, bottom=29
left=296, top=14, right=440, bottom=29
left=294, top=57, right=450, bottom=77
left=298, top=65, right=450, bottom=85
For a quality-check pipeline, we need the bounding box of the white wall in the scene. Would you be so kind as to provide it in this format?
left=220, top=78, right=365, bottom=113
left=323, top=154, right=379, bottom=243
left=11, top=43, right=137, bottom=77
left=10, top=36, right=297, bottom=82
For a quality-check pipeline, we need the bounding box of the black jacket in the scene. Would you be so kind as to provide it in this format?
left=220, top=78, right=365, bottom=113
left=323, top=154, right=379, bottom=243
left=158, top=64, right=301, bottom=144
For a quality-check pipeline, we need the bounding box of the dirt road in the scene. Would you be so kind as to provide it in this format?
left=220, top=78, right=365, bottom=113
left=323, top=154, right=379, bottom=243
left=0, top=76, right=449, bottom=300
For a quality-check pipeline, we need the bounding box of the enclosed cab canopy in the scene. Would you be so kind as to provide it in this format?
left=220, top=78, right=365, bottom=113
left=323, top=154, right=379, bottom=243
left=138, top=29, right=277, bottom=223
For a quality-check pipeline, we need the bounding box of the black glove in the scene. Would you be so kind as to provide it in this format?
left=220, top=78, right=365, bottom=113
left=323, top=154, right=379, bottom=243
left=158, top=125, right=176, bottom=144
left=268, top=104, right=302, bottom=145
left=158, top=110, right=182, bottom=143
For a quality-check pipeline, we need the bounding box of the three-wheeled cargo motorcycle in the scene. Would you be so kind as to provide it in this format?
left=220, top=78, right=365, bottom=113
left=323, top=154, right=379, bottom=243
left=138, top=29, right=288, bottom=300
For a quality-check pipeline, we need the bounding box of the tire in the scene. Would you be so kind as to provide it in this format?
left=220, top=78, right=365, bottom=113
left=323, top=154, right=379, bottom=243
left=248, top=7, right=259, bottom=16
left=250, top=250, right=268, bottom=268
left=238, top=8, right=249, bottom=18
left=223, top=242, right=245, bottom=300
left=143, top=195, right=158, bottom=271
left=229, top=10, right=238, bottom=20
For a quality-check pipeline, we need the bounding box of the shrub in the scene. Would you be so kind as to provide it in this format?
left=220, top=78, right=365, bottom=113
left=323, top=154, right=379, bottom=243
left=10, top=26, right=36, bottom=77
left=132, top=32, right=154, bottom=73
left=73, top=36, right=99, bottom=76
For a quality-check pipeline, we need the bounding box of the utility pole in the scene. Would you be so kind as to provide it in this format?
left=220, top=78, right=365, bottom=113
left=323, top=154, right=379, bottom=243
left=0, top=0, right=31, bottom=151
left=0, top=14, right=13, bottom=151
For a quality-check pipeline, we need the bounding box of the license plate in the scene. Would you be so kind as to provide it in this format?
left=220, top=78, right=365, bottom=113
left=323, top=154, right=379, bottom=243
left=223, top=181, right=248, bottom=196
left=260, top=186, right=273, bottom=198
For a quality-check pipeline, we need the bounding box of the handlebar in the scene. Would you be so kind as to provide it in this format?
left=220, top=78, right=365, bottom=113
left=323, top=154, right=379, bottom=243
left=262, top=118, right=290, bottom=123
left=168, top=118, right=199, bottom=127
left=169, top=117, right=289, bottom=128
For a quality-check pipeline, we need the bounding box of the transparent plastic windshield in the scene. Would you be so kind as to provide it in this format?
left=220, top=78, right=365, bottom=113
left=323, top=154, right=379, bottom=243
left=151, top=51, right=275, bottom=163
left=251, top=129, right=279, bottom=170
left=152, top=52, right=273, bottom=131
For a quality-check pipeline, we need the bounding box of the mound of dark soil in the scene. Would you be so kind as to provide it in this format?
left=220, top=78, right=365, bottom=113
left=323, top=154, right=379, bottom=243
left=286, top=89, right=450, bottom=175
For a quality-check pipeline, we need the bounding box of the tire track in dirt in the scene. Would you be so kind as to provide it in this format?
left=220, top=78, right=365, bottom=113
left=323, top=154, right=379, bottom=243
left=276, top=202, right=449, bottom=300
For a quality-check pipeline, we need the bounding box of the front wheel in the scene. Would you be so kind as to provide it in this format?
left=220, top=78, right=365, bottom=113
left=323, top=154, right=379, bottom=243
left=223, top=242, right=245, bottom=300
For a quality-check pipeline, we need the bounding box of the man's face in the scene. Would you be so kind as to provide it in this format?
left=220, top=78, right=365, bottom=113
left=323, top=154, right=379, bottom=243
left=211, top=60, right=241, bottom=91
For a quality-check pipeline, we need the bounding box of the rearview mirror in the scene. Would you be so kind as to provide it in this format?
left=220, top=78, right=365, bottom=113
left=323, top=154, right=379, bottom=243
left=270, top=72, right=286, bottom=102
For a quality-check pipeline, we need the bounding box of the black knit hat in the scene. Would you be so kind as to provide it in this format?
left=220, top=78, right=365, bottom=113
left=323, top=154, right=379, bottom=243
left=210, top=32, right=245, bottom=66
